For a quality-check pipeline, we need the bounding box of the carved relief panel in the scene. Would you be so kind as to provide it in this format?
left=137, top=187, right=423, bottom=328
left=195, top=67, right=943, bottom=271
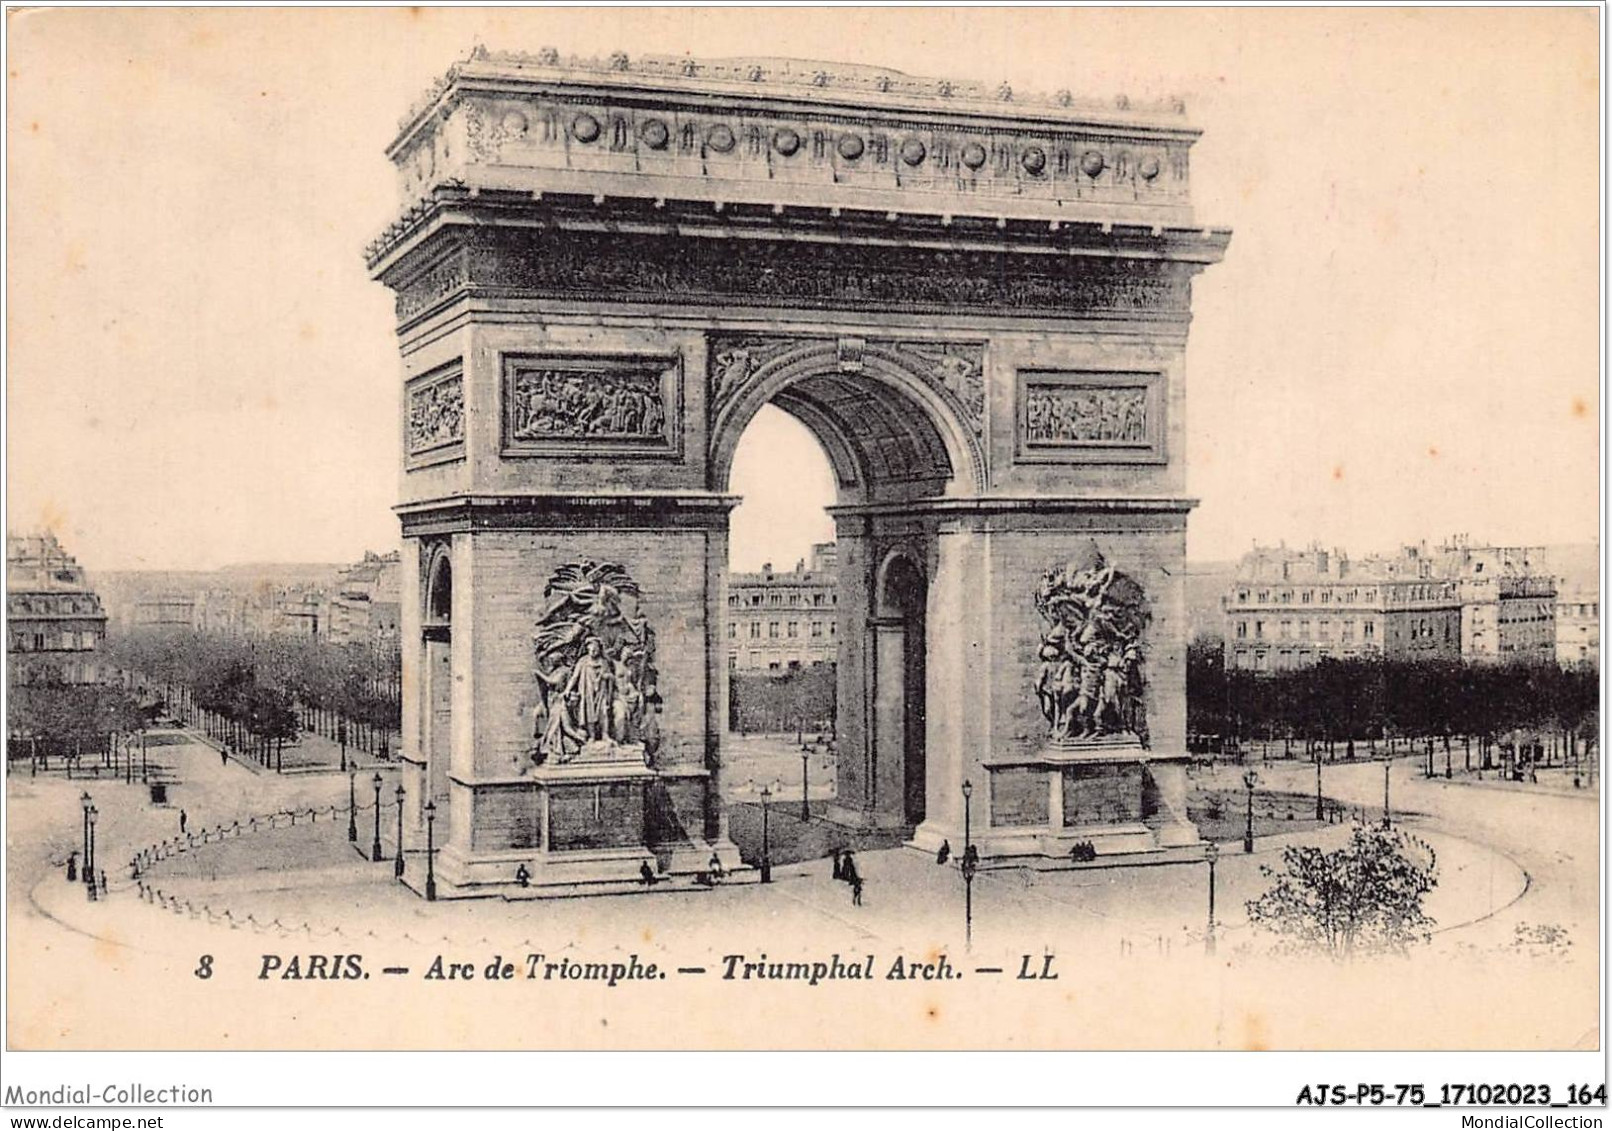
left=1016, top=370, right=1165, bottom=465
left=405, top=363, right=466, bottom=469
left=501, top=353, right=683, bottom=460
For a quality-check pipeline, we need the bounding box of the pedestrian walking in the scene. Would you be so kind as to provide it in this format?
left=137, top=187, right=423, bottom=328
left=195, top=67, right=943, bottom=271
left=831, top=848, right=844, bottom=880
left=851, top=875, right=864, bottom=906
left=935, top=840, right=952, bottom=866
left=639, top=861, right=656, bottom=887
left=221, top=747, right=229, bottom=767
left=98, top=870, right=108, bottom=897
left=179, top=809, right=188, bottom=834
left=708, top=852, right=725, bottom=882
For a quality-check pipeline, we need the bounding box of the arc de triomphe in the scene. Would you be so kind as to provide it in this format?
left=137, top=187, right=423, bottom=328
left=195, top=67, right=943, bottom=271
left=367, top=49, right=1229, bottom=895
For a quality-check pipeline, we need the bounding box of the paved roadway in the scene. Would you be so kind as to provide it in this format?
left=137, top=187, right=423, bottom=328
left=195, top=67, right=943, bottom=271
left=1213, top=754, right=1599, bottom=956
left=6, top=733, right=1598, bottom=1049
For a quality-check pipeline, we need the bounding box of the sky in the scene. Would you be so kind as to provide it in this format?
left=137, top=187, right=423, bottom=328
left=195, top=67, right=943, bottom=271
left=6, top=7, right=1601, bottom=573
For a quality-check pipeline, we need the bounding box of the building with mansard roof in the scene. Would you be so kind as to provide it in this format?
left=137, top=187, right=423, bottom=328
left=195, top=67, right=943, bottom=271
left=328, top=550, right=402, bottom=646
left=1556, top=585, right=1599, bottom=668
left=6, top=531, right=108, bottom=686
left=728, top=543, right=838, bottom=672
left=1222, top=539, right=1559, bottom=673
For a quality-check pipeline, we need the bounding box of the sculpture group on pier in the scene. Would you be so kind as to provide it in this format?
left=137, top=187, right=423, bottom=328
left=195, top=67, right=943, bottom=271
left=529, top=560, right=662, bottom=766
left=1034, top=545, right=1150, bottom=744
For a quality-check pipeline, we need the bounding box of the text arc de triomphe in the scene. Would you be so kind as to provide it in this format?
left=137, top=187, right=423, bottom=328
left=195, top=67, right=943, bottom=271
left=369, top=49, right=1229, bottom=895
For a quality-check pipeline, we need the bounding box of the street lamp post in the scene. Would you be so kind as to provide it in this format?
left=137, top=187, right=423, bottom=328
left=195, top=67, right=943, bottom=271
left=1314, top=755, right=1324, bottom=821
left=141, top=732, right=148, bottom=782
left=347, top=768, right=358, bottom=843
left=423, top=799, right=438, bottom=901
left=1204, top=841, right=1220, bottom=956
left=1242, top=770, right=1258, bottom=854
left=80, top=792, right=92, bottom=894
left=338, top=720, right=348, bottom=773
left=394, top=784, right=406, bottom=879
left=86, top=805, right=98, bottom=902
left=800, top=750, right=811, bottom=822
left=759, top=785, right=773, bottom=884
left=1382, top=761, right=1392, bottom=829
left=371, top=773, right=384, bottom=861
left=961, top=779, right=977, bottom=951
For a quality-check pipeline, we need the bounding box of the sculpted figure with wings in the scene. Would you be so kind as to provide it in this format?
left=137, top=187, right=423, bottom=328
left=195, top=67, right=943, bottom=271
left=1034, top=544, right=1150, bottom=744
left=530, top=561, right=661, bottom=766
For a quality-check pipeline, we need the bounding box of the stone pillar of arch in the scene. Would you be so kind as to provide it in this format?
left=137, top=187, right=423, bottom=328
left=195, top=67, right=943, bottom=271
left=370, top=50, right=1228, bottom=895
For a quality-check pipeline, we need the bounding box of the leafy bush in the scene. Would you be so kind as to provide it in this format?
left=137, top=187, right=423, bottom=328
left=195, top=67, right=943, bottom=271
left=1246, top=824, right=1438, bottom=959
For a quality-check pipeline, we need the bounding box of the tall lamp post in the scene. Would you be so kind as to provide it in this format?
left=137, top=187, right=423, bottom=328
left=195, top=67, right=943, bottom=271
left=80, top=789, right=92, bottom=872
left=759, top=784, right=773, bottom=884
left=1204, top=841, right=1220, bottom=956
left=799, top=750, right=811, bottom=821
left=338, top=720, right=348, bottom=773
left=394, top=783, right=406, bottom=879
left=1242, top=770, right=1258, bottom=854
left=80, top=792, right=93, bottom=897
left=347, top=768, right=358, bottom=843
left=86, top=804, right=99, bottom=902
left=423, top=799, right=438, bottom=901
left=371, top=773, right=384, bottom=861
left=1314, top=754, right=1324, bottom=821
left=961, top=779, right=978, bottom=951
left=1382, top=761, right=1392, bottom=829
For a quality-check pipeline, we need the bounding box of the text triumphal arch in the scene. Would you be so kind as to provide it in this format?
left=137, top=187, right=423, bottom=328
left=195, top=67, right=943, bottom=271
left=368, top=50, right=1229, bottom=895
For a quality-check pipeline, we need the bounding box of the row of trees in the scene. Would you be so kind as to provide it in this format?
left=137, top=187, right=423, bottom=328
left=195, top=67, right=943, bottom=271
left=190, top=658, right=299, bottom=769
left=729, top=664, right=837, bottom=736
left=7, top=682, right=147, bottom=764
left=1187, top=639, right=1599, bottom=760
left=102, top=628, right=402, bottom=763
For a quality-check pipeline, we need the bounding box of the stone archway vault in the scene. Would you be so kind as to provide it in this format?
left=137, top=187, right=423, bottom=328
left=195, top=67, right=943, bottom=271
left=711, top=341, right=977, bottom=831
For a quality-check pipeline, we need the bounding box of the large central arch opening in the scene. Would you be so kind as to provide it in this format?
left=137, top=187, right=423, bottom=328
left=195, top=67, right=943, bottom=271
left=716, top=353, right=975, bottom=840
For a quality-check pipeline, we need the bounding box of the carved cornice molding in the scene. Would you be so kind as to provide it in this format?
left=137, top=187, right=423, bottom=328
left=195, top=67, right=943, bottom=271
left=396, top=491, right=742, bottom=536
left=397, top=46, right=1194, bottom=148
left=378, top=50, right=1219, bottom=255
left=386, top=225, right=1196, bottom=328
left=366, top=187, right=1230, bottom=276
left=828, top=496, right=1198, bottom=519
